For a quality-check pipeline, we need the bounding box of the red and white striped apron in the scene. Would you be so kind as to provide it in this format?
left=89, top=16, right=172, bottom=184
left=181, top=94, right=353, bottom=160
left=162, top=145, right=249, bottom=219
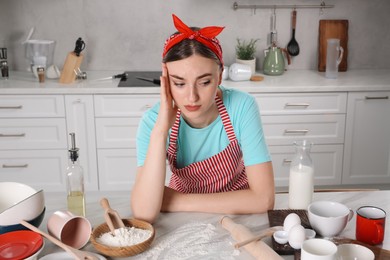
left=167, top=96, right=249, bottom=193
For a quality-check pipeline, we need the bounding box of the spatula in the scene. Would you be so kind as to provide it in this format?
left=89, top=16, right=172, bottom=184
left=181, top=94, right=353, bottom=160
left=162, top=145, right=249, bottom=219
left=20, top=220, right=98, bottom=260
left=100, top=197, right=125, bottom=235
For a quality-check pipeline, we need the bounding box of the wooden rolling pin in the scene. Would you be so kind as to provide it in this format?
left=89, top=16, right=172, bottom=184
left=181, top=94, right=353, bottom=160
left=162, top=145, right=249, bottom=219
left=220, top=216, right=283, bottom=260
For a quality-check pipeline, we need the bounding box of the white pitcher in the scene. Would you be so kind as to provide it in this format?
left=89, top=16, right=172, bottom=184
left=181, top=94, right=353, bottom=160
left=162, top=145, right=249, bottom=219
left=325, top=39, right=344, bottom=79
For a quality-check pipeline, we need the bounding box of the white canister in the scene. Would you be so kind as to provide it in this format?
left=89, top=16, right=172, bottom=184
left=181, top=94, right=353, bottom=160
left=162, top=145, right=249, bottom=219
left=228, top=63, right=251, bottom=81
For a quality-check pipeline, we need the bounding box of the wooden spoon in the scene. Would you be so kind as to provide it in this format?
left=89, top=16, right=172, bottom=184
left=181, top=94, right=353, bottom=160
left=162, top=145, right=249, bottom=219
left=100, top=197, right=125, bottom=235
left=20, top=220, right=98, bottom=260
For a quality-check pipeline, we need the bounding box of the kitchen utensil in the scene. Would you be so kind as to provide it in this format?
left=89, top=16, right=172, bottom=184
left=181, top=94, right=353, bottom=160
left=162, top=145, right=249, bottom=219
left=0, top=230, right=43, bottom=259
left=325, top=39, right=344, bottom=79
left=270, top=8, right=277, bottom=45
left=20, top=220, right=98, bottom=260
left=356, top=206, right=386, bottom=245
left=263, top=46, right=291, bottom=76
left=234, top=226, right=282, bottom=248
left=59, top=37, right=84, bottom=84
left=136, top=76, right=161, bottom=85
left=47, top=210, right=91, bottom=249
left=220, top=216, right=283, bottom=259
left=318, top=20, right=348, bottom=72
left=301, top=239, right=338, bottom=260
left=96, top=73, right=128, bottom=81
left=100, top=198, right=125, bottom=235
left=90, top=218, right=155, bottom=257
left=338, top=244, right=375, bottom=260
left=287, top=9, right=300, bottom=56
left=74, top=37, right=85, bottom=57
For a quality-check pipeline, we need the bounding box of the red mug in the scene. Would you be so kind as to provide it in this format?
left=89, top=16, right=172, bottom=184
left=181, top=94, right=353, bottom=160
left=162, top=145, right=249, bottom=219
left=356, top=206, right=386, bottom=245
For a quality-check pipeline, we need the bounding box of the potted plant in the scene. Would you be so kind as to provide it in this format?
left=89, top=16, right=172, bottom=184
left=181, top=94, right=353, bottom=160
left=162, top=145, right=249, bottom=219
left=235, top=38, right=258, bottom=75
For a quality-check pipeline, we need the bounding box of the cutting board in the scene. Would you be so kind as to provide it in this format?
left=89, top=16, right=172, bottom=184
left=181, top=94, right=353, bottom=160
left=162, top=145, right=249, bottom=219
left=318, top=20, right=349, bottom=72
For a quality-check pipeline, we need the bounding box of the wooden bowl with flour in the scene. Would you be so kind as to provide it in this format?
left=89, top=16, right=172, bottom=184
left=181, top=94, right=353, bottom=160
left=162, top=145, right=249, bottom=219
left=90, top=218, right=155, bottom=257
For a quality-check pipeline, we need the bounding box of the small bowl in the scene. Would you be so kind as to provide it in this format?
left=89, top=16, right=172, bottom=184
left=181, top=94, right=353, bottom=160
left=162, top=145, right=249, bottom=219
left=305, top=228, right=316, bottom=239
left=0, top=207, right=46, bottom=234
left=90, top=218, right=155, bottom=257
left=25, top=240, right=45, bottom=260
left=0, top=182, right=45, bottom=225
left=0, top=230, right=43, bottom=259
left=273, top=230, right=288, bottom=244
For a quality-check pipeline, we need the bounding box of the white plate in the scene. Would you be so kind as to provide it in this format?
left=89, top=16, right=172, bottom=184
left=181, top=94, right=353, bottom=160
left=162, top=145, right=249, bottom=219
left=39, top=252, right=106, bottom=260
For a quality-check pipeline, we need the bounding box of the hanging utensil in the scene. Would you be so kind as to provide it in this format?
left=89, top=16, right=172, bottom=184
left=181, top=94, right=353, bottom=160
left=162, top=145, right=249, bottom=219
left=270, top=7, right=277, bottom=46
left=100, top=197, right=125, bottom=236
left=287, top=9, right=300, bottom=56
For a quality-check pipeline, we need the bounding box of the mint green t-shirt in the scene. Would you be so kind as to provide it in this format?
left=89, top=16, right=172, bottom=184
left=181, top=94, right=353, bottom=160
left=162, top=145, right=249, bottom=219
left=136, top=86, right=271, bottom=168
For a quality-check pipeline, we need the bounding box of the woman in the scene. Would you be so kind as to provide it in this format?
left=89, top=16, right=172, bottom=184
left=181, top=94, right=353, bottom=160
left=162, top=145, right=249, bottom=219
left=131, top=14, right=274, bottom=223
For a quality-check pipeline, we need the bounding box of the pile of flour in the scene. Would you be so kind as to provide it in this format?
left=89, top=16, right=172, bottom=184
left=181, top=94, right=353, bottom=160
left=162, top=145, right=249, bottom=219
left=133, top=221, right=239, bottom=260
left=97, top=226, right=152, bottom=247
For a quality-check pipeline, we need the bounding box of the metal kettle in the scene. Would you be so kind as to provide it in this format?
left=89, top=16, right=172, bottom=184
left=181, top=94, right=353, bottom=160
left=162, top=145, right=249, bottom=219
left=263, top=44, right=291, bottom=76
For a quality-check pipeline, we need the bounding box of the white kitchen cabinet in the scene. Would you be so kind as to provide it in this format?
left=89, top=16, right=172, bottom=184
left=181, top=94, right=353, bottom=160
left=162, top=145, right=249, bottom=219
left=342, top=92, right=390, bottom=184
left=65, top=95, right=99, bottom=191
left=0, top=95, right=68, bottom=191
left=253, top=92, right=347, bottom=187
left=94, top=94, right=167, bottom=190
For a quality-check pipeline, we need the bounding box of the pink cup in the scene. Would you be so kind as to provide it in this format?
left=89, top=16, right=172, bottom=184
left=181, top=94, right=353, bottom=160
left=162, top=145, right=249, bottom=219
left=47, top=210, right=91, bottom=249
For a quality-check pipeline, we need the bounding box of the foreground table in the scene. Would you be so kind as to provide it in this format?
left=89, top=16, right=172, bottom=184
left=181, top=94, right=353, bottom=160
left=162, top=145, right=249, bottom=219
left=39, top=190, right=389, bottom=259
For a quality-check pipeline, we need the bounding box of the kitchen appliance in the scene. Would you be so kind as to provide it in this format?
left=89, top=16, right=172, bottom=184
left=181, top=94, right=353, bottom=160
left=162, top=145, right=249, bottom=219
left=263, top=45, right=290, bottom=76
left=118, top=71, right=161, bottom=87
left=25, top=39, right=55, bottom=71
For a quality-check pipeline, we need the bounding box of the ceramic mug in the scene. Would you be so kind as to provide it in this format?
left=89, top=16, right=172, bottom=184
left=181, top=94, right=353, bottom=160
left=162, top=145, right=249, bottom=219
left=308, top=201, right=354, bottom=238
left=356, top=206, right=386, bottom=245
left=47, top=210, right=91, bottom=249
left=301, top=238, right=338, bottom=260
left=337, top=244, right=375, bottom=260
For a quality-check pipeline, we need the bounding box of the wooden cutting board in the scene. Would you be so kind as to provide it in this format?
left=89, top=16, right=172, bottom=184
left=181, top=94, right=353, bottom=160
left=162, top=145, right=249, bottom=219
left=318, top=20, right=349, bottom=72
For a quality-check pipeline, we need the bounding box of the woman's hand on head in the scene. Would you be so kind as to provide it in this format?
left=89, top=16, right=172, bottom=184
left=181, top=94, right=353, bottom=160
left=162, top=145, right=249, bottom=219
left=155, top=63, right=178, bottom=133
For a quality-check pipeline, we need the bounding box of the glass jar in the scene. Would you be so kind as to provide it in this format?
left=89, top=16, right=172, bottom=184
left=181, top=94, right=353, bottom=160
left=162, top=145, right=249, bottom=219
left=288, top=140, right=314, bottom=209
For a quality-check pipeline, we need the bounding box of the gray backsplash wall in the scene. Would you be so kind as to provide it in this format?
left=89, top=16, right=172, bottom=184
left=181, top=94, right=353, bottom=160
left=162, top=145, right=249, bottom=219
left=1, top=0, right=390, bottom=72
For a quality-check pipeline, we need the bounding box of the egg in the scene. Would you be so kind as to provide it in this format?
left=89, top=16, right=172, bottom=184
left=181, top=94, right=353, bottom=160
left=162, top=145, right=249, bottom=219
left=283, top=213, right=301, bottom=233
left=288, top=224, right=306, bottom=249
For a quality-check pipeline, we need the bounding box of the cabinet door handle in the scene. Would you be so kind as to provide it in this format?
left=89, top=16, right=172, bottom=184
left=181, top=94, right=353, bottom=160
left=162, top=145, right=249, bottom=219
left=0, top=133, right=26, bottom=137
left=285, top=103, right=310, bottom=108
left=0, top=105, right=23, bottom=109
left=2, top=164, right=28, bottom=168
left=284, top=129, right=309, bottom=134
left=365, top=96, right=389, bottom=100
left=283, top=159, right=292, bottom=164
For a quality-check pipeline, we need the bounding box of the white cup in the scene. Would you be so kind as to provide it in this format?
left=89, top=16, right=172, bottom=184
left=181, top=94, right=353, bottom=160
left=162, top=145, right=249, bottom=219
left=337, top=244, right=375, bottom=260
left=47, top=210, right=91, bottom=249
left=308, top=201, right=354, bottom=238
left=301, top=238, right=338, bottom=260
left=228, top=63, right=251, bottom=81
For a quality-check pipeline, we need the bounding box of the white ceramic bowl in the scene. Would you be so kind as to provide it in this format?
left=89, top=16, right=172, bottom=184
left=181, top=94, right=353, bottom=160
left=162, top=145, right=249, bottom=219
left=0, top=182, right=45, bottom=225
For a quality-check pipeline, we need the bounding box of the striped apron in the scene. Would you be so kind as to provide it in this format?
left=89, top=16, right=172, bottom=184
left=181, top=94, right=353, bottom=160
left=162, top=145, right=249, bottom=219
left=167, top=96, right=249, bottom=193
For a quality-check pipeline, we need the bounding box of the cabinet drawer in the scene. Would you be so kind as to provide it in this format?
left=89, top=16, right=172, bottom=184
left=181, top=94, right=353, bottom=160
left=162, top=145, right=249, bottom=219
left=0, top=150, right=68, bottom=192
left=0, top=118, right=67, bottom=149
left=94, top=95, right=160, bottom=117
left=269, top=144, right=343, bottom=187
left=254, top=93, right=347, bottom=115
left=0, top=95, right=65, bottom=117
left=95, top=118, right=140, bottom=148
left=262, top=114, right=345, bottom=145
left=97, top=149, right=171, bottom=190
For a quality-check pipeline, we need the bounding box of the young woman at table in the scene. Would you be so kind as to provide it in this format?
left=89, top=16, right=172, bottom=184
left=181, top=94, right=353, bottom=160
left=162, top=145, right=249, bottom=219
left=131, top=14, right=275, bottom=223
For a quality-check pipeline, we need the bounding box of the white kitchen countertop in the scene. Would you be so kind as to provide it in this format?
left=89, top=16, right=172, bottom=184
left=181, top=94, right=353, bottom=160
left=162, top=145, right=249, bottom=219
left=1, top=69, right=390, bottom=95
left=37, top=190, right=390, bottom=259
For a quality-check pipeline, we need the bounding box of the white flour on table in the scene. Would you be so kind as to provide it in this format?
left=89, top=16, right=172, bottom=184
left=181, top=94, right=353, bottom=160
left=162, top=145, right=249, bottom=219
left=134, top=221, right=239, bottom=260
left=97, top=226, right=152, bottom=247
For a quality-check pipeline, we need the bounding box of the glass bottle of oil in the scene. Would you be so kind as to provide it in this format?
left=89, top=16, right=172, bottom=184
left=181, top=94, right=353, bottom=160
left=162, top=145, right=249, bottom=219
left=66, top=132, right=86, bottom=216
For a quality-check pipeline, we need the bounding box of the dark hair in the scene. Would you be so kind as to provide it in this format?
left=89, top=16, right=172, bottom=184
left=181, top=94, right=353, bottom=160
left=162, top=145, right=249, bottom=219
left=163, top=27, right=222, bottom=69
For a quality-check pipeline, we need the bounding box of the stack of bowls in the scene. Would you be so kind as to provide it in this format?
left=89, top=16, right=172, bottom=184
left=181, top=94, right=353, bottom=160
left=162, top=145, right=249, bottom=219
left=0, top=182, right=45, bottom=234
left=0, top=230, right=45, bottom=260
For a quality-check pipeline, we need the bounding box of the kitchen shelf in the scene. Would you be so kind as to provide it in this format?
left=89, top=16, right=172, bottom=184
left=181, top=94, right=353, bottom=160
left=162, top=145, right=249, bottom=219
left=233, top=1, right=334, bottom=11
